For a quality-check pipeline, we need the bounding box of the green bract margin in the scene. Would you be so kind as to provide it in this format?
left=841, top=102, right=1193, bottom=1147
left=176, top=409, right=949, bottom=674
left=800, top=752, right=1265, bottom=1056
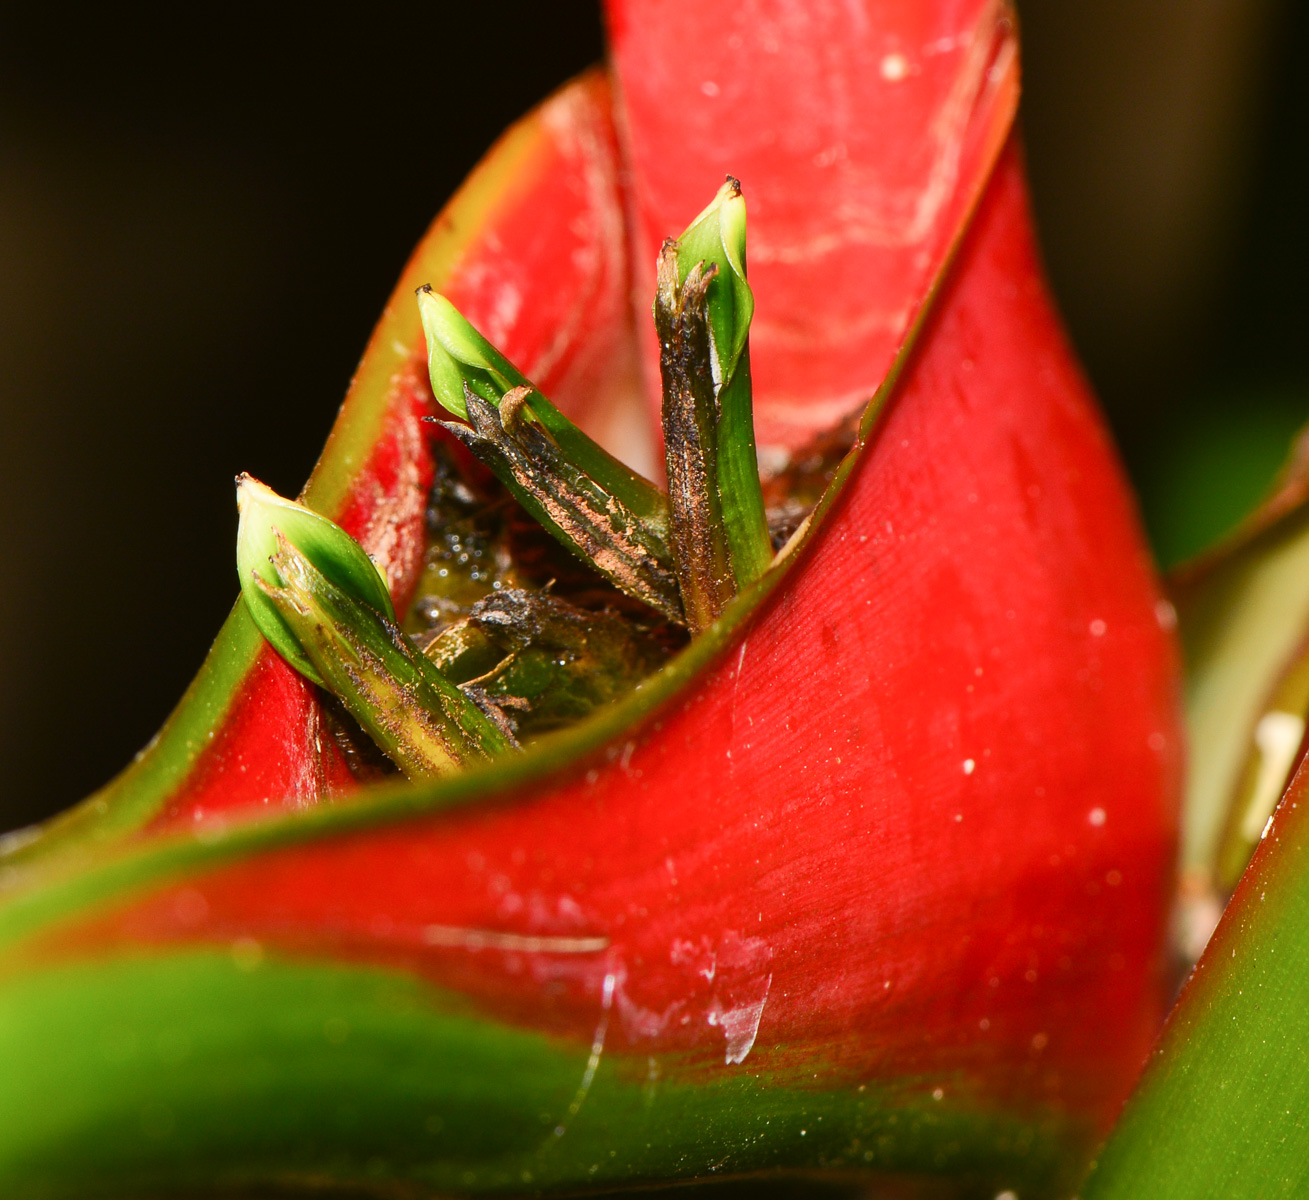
left=0, top=951, right=1076, bottom=1197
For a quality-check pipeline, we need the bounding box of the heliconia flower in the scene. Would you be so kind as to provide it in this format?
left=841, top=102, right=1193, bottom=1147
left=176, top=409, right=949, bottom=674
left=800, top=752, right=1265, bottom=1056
left=0, top=1, right=1181, bottom=1197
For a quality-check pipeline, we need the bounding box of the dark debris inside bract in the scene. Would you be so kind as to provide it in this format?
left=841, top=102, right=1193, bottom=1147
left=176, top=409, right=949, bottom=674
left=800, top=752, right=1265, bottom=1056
left=328, top=419, right=856, bottom=780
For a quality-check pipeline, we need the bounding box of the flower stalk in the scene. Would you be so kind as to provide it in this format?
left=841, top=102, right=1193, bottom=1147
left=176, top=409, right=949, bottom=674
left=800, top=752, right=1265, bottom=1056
left=656, top=177, right=771, bottom=629
left=440, top=387, right=684, bottom=621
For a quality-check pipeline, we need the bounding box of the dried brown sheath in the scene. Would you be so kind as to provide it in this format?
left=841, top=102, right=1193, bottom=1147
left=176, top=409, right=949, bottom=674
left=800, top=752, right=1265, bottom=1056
left=655, top=244, right=736, bottom=632
left=442, top=388, right=685, bottom=623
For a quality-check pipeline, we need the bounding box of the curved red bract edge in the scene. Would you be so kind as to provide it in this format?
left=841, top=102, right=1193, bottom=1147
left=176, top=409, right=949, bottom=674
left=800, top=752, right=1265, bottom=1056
left=59, top=147, right=1183, bottom=1133
left=146, top=77, right=631, bottom=833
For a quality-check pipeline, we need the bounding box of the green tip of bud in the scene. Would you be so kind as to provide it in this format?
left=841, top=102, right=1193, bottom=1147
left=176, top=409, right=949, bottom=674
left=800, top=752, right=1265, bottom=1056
left=236, top=474, right=395, bottom=682
left=681, top=176, right=747, bottom=272
left=668, top=175, right=753, bottom=375
left=415, top=285, right=530, bottom=419
left=685, top=175, right=745, bottom=257
left=417, top=286, right=474, bottom=419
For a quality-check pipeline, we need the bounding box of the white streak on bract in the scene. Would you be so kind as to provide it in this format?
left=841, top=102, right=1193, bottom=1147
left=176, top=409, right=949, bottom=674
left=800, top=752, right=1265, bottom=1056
left=422, top=925, right=609, bottom=954
left=728, top=635, right=750, bottom=762
left=554, top=971, right=616, bottom=1138
left=715, top=973, right=772, bottom=1066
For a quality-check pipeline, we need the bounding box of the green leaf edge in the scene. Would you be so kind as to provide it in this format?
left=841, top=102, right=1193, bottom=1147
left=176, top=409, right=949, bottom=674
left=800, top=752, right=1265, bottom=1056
left=1081, top=755, right=1309, bottom=1199
left=0, top=950, right=1079, bottom=1198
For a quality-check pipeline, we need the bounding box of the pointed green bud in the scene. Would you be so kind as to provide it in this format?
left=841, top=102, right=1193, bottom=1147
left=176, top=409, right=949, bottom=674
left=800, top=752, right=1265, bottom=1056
left=236, top=475, right=394, bottom=686
left=673, top=176, right=753, bottom=389
left=254, top=534, right=513, bottom=775
left=415, top=285, right=529, bottom=420
left=415, top=286, right=673, bottom=546
left=657, top=177, right=771, bottom=598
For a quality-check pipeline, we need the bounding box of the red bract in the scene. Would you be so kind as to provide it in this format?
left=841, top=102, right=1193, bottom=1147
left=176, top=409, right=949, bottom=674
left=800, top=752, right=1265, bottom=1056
left=612, top=0, right=1019, bottom=449
left=136, top=76, right=635, bottom=831
left=0, top=0, right=1182, bottom=1194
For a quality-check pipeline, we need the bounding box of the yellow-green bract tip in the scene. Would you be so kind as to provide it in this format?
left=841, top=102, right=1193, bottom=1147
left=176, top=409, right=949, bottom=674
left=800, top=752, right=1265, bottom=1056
left=416, top=286, right=531, bottom=419
left=416, top=286, right=476, bottom=419
left=672, top=175, right=753, bottom=382
left=235, top=475, right=395, bottom=684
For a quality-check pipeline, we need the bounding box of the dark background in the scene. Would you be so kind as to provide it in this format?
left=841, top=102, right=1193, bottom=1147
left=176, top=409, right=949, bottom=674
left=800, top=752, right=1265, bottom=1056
left=1, top=0, right=1306, bottom=831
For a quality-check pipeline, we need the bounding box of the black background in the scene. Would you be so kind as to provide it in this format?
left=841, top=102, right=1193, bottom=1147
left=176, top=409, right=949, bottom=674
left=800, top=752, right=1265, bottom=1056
left=1, top=0, right=1306, bottom=831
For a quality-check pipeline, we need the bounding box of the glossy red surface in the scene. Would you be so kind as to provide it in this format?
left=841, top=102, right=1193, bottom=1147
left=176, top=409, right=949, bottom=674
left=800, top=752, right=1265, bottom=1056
left=608, top=0, right=1018, bottom=450
left=68, top=146, right=1181, bottom=1130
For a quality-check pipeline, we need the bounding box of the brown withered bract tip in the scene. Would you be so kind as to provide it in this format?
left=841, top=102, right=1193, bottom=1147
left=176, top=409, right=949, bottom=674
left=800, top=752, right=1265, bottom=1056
left=499, top=385, right=534, bottom=436
left=724, top=174, right=741, bottom=194
left=681, top=259, right=718, bottom=304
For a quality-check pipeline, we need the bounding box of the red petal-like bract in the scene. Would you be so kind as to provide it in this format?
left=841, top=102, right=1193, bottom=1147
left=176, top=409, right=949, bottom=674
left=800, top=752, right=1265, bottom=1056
left=143, top=78, right=636, bottom=830
left=70, top=139, right=1180, bottom=1121
left=612, top=0, right=1019, bottom=449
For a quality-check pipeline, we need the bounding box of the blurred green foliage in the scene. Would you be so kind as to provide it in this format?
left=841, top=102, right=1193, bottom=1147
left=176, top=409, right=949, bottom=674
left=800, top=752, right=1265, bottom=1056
left=1138, top=388, right=1308, bottom=569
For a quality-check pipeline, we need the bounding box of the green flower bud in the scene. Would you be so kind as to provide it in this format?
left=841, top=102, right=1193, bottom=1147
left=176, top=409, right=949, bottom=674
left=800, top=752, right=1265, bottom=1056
left=236, top=475, right=394, bottom=686
left=673, top=176, right=753, bottom=392
left=415, top=285, right=528, bottom=419
left=657, top=177, right=771, bottom=599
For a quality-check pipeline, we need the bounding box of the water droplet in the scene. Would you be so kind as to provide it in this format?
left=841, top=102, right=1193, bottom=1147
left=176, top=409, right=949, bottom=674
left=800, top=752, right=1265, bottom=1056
left=880, top=53, right=909, bottom=81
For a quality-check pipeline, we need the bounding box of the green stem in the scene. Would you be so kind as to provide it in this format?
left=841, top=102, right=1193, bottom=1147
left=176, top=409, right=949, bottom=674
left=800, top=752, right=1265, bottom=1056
left=259, top=536, right=514, bottom=777
left=658, top=177, right=772, bottom=615
left=715, top=348, right=771, bottom=585
left=655, top=251, right=736, bottom=631
left=442, top=387, right=684, bottom=622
